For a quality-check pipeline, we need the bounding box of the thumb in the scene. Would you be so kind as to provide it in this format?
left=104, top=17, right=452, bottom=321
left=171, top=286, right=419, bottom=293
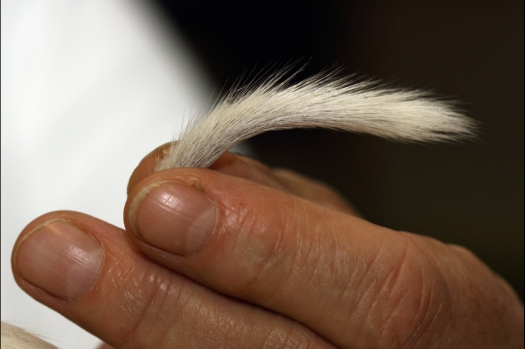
left=124, top=167, right=451, bottom=348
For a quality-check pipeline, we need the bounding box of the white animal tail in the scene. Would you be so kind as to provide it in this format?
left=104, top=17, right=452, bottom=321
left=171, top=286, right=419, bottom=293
left=156, top=70, right=475, bottom=171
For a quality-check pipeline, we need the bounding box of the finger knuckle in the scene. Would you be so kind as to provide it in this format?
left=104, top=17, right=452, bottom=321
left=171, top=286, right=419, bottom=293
left=363, top=235, right=454, bottom=348
left=222, top=196, right=301, bottom=302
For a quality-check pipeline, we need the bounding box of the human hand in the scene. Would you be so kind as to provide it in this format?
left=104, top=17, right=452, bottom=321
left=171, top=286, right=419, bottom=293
left=12, top=145, right=524, bottom=348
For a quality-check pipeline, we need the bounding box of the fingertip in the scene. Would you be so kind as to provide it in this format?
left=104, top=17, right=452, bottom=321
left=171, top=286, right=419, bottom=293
left=14, top=218, right=103, bottom=301
left=127, top=143, right=288, bottom=196
left=127, top=142, right=173, bottom=195
left=128, top=180, right=218, bottom=256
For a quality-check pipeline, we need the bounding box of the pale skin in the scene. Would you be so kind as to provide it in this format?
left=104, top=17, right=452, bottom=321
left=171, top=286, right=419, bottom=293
left=12, top=144, right=524, bottom=348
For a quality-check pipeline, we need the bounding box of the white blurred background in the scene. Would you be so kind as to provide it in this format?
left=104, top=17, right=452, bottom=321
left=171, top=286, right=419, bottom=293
left=1, top=1, right=212, bottom=347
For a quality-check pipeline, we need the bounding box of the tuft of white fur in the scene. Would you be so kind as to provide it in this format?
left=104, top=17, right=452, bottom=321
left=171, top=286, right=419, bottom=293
left=1, top=322, right=56, bottom=349
left=156, top=71, right=475, bottom=171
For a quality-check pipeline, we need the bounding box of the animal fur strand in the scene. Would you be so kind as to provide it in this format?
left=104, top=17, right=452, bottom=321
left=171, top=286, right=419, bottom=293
left=156, top=71, right=475, bottom=171
left=1, top=322, right=56, bottom=349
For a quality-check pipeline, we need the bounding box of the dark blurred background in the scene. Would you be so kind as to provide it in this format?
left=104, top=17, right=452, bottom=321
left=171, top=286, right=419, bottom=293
left=152, top=1, right=523, bottom=299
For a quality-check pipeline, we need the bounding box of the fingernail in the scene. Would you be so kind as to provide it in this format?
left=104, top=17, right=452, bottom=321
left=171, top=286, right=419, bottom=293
left=16, top=220, right=103, bottom=301
left=130, top=181, right=217, bottom=255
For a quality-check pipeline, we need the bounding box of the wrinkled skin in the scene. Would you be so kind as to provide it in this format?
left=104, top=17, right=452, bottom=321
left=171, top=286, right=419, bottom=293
left=12, top=144, right=524, bottom=348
